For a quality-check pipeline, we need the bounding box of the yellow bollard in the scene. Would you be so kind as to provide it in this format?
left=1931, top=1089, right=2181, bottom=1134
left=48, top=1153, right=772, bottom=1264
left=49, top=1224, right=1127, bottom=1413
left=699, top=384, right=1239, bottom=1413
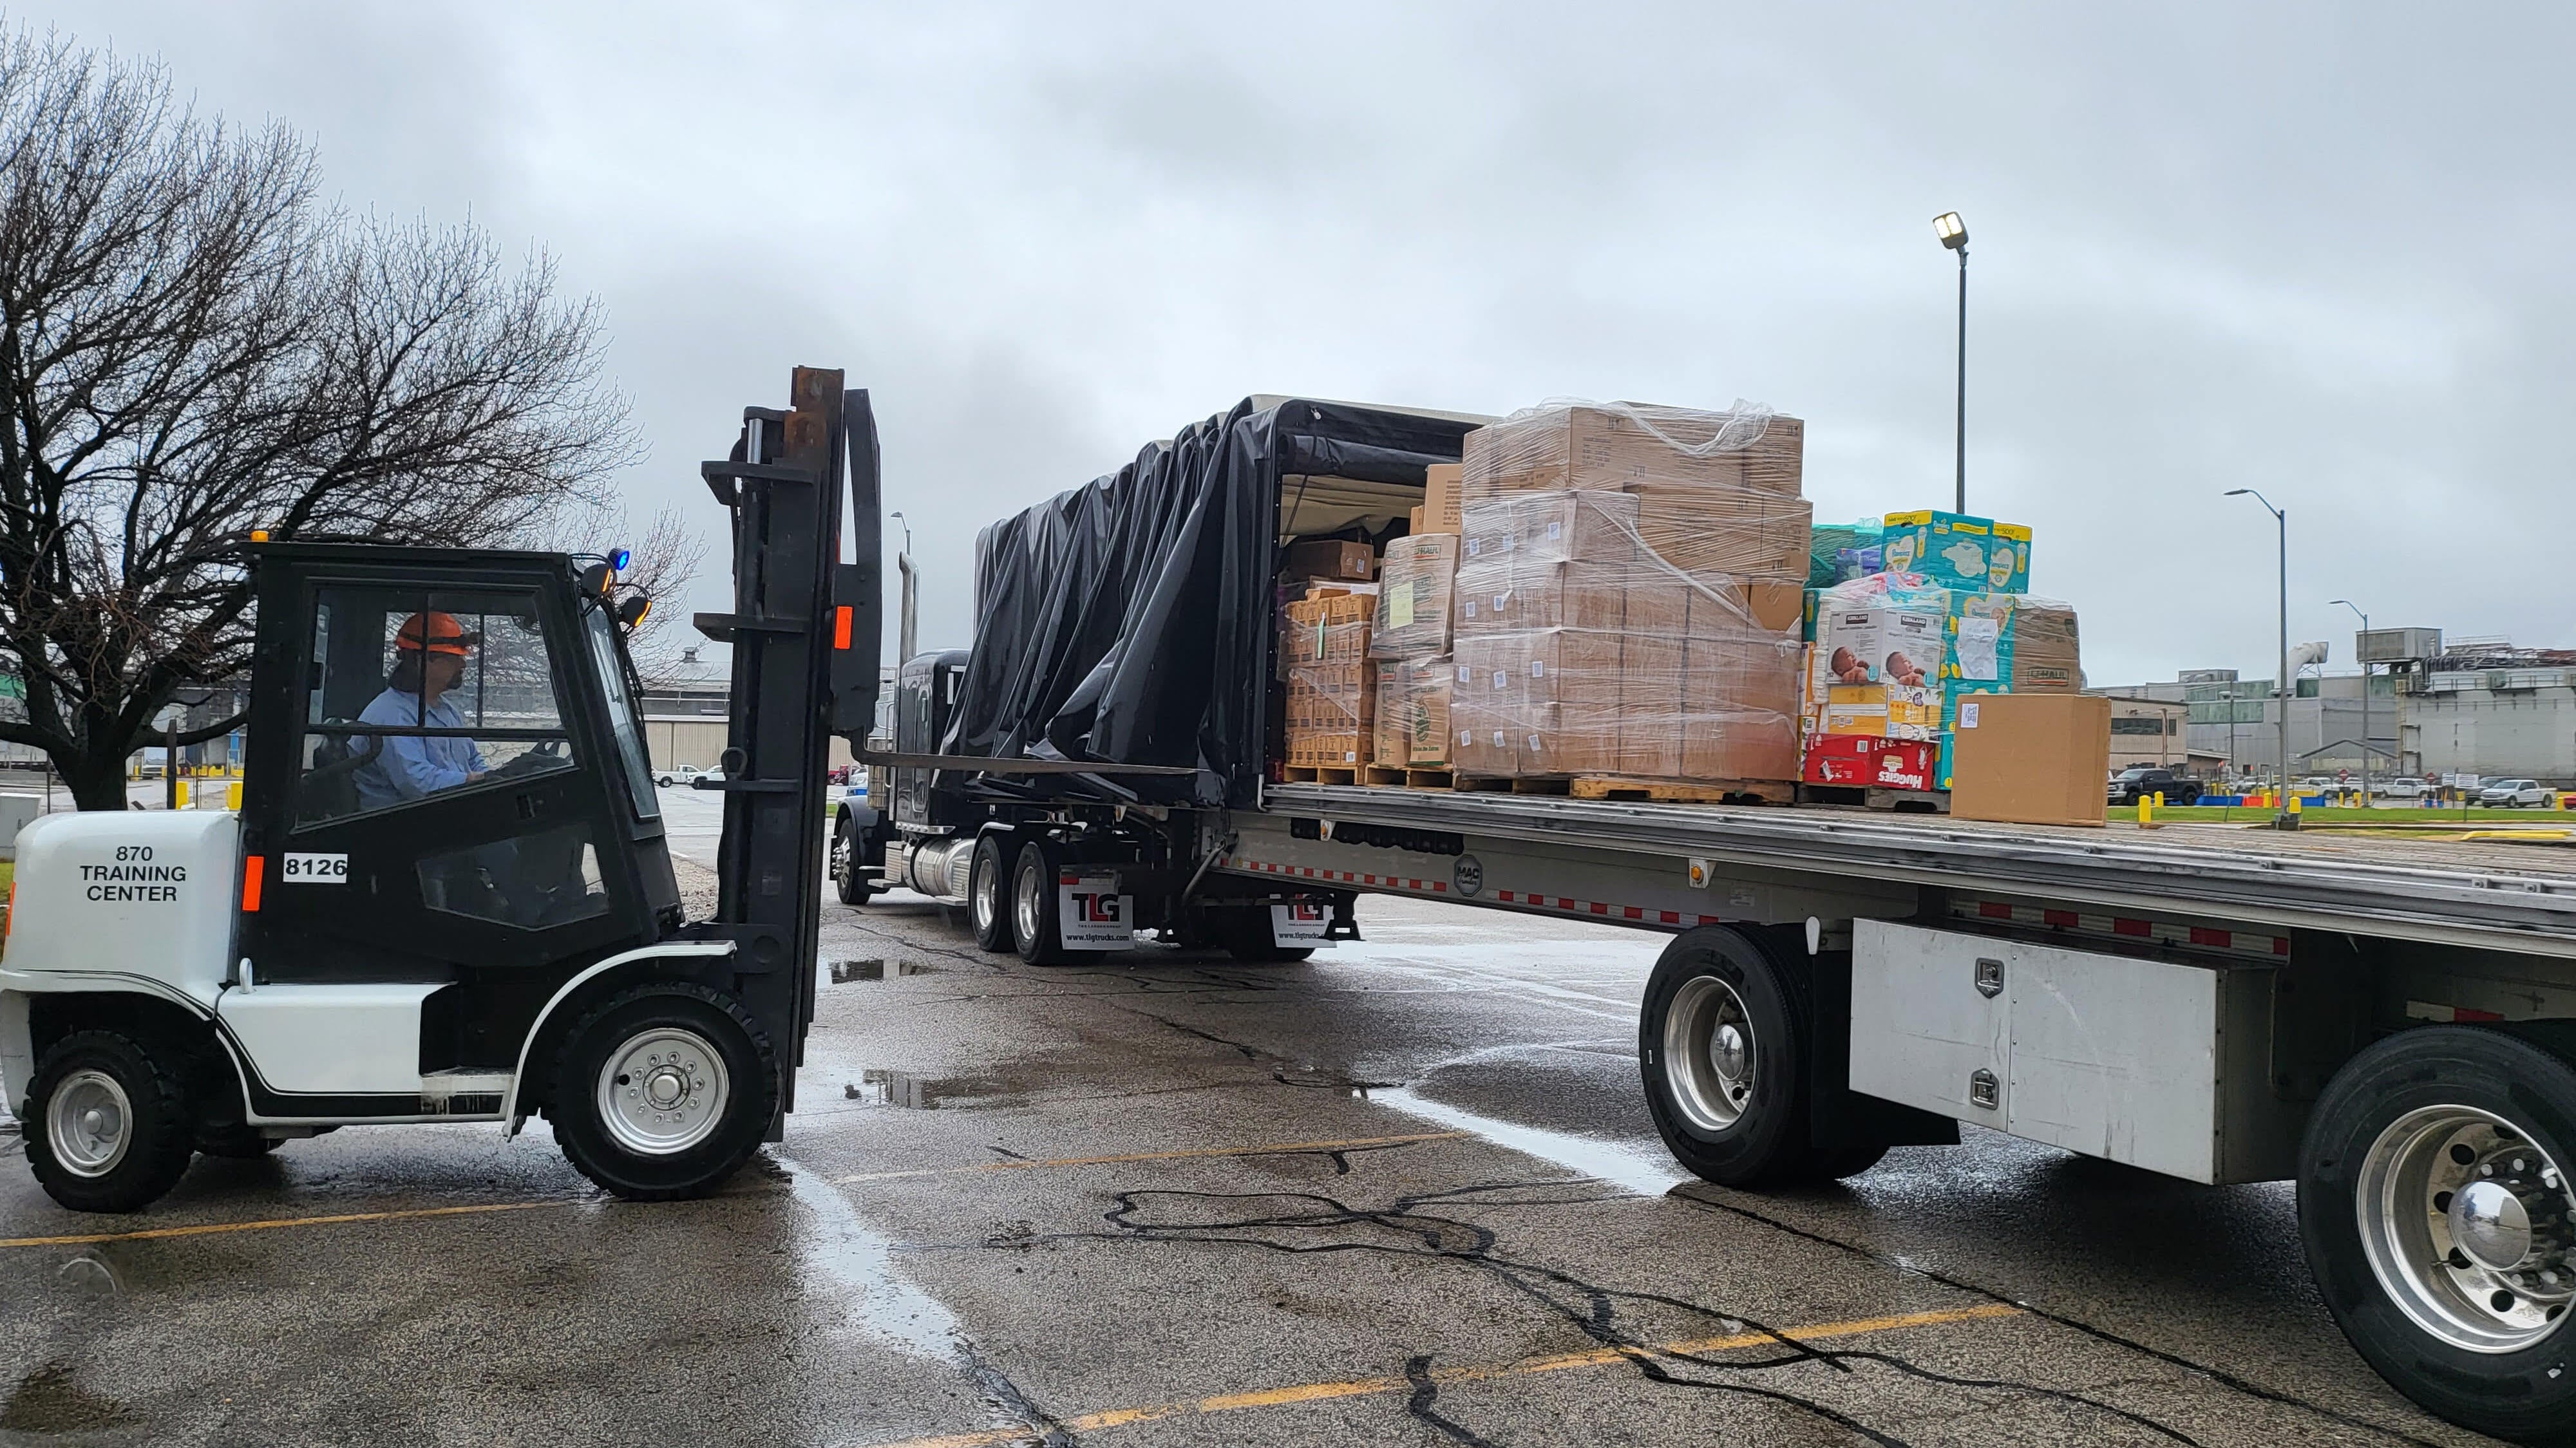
left=2288, top=792, right=2304, bottom=818
left=175, top=778, right=189, bottom=809
left=227, top=780, right=243, bottom=811
left=2137, top=795, right=2154, bottom=827
left=2154, top=791, right=2165, bottom=808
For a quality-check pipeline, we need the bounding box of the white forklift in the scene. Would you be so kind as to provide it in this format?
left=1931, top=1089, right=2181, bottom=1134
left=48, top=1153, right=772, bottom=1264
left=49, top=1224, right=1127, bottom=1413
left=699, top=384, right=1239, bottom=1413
left=1, top=368, right=882, bottom=1213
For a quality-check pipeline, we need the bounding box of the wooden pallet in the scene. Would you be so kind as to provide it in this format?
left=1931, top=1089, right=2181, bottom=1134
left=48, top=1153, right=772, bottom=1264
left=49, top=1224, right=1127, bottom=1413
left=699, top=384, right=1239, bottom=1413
left=1569, top=776, right=1797, bottom=806
left=1796, top=783, right=1951, bottom=813
left=1451, top=775, right=1571, bottom=796
left=1362, top=764, right=1455, bottom=789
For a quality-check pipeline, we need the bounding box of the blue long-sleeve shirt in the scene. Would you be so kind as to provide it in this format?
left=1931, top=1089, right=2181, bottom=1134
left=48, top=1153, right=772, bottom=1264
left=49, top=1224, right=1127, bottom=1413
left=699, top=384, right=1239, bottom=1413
left=353, top=688, right=488, bottom=811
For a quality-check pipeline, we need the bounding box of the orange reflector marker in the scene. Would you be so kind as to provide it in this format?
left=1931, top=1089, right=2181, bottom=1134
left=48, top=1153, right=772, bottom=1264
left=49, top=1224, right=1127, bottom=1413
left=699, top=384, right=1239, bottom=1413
left=5, top=877, right=14, bottom=941
left=833, top=605, right=853, bottom=650
left=241, top=855, right=265, bottom=912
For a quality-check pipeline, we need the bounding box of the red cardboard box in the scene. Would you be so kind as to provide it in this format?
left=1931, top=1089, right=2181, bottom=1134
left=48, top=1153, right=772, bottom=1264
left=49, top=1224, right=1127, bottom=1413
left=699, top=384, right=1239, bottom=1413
left=1802, top=735, right=1939, bottom=791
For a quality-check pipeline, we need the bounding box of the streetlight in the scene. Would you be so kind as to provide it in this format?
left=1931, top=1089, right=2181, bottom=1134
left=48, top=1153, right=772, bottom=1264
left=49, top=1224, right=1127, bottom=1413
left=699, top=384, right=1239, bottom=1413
left=2331, top=597, right=2371, bottom=806
left=1933, top=211, right=1969, bottom=514
left=2222, top=689, right=2239, bottom=787
left=2226, top=488, right=2292, bottom=827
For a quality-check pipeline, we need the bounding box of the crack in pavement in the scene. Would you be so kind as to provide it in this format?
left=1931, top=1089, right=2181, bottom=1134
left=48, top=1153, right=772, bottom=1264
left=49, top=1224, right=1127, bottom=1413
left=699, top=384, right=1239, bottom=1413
left=942, top=1176, right=2201, bottom=1447
left=1667, top=1185, right=2453, bottom=1448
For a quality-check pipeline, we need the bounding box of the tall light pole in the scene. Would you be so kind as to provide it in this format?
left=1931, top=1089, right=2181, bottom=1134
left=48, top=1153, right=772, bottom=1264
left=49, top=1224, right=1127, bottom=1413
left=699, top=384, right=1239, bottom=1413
left=1934, top=212, right=1969, bottom=513
left=2222, top=690, right=2239, bottom=785
left=2331, top=598, right=2370, bottom=805
left=2226, top=489, right=2291, bottom=826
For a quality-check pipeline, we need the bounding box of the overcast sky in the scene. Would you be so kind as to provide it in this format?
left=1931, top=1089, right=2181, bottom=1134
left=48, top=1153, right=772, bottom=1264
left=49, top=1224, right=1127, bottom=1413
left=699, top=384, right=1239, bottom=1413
left=50, top=2, right=2576, bottom=686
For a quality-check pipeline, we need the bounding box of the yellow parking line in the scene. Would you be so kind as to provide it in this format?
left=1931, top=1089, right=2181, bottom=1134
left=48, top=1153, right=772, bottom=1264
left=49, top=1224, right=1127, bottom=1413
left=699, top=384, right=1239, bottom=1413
left=833, top=1131, right=1472, bottom=1183
left=862, top=1302, right=2025, bottom=1447
left=0, top=1131, right=1473, bottom=1250
left=0, top=1198, right=573, bottom=1250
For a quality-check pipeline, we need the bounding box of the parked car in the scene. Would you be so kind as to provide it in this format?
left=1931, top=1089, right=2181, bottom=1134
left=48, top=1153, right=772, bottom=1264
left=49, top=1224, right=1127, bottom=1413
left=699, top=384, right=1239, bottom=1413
left=2374, top=777, right=2432, bottom=799
left=654, top=764, right=711, bottom=787
left=2479, top=778, right=2557, bottom=808
left=2109, top=767, right=2203, bottom=805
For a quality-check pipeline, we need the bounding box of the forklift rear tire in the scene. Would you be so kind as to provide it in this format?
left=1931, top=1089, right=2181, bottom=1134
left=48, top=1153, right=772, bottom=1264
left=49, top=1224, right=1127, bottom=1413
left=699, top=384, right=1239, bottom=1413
left=551, top=983, right=779, bottom=1201
left=1637, top=926, right=1847, bottom=1189
left=970, top=833, right=1016, bottom=953
left=1012, top=839, right=1072, bottom=966
left=26, top=1030, right=199, bottom=1214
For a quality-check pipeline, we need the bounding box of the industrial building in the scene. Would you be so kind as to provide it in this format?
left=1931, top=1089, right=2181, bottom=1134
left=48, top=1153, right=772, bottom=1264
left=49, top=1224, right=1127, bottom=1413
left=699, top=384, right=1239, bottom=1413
left=2099, top=626, right=2576, bottom=785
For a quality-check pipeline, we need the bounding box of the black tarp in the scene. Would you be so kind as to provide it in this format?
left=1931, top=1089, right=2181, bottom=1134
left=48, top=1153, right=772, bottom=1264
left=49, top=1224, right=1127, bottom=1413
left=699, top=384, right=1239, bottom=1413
left=944, top=398, right=1473, bottom=809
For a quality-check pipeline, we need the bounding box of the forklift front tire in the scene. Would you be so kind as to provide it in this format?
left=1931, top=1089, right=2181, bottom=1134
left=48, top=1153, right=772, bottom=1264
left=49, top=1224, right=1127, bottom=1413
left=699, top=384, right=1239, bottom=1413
left=25, top=1030, right=199, bottom=1214
left=551, top=983, right=779, bottom=1201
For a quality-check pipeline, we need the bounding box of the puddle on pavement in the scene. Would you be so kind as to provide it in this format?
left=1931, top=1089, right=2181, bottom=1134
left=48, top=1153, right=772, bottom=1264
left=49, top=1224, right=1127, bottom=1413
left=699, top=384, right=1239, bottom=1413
left=846, top=1069, right=942, bottom=1108
left=55, top=1254, right=120, bottom=1299
left=1376, top=1086, right=1687, bottom=1197
left=772, top=1153, right=966, bottom=1362
left=0, top=1363, right=123, bottom=1433
left=829, top=958, right=932, bottom=984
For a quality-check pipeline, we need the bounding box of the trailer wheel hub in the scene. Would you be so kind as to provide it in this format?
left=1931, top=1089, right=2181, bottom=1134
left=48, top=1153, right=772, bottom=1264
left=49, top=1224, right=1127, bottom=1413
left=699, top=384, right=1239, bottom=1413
left=596, top=1028, right=730, bottom=1157
left=2358, top=1104, right=2576, bottom=1352
left=1663, top=975, right=1757, bottom=1135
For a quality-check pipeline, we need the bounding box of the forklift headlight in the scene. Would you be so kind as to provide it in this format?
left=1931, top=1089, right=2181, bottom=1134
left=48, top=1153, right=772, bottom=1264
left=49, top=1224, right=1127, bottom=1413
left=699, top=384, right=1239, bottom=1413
left=616, top=594, right=652, bottom=630
left=579, top=561, right=615, bottom=597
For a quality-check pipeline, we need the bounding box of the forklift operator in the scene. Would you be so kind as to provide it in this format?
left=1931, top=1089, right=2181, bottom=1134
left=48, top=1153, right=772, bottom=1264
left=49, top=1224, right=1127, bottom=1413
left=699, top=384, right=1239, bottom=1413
left=353, top=611, right=489, bottom=812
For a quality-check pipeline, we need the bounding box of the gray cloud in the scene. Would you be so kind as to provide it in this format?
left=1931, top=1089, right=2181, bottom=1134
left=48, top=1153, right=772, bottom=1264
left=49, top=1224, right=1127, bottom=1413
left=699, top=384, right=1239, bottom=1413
left=46, top=1, right=2576, bottom=684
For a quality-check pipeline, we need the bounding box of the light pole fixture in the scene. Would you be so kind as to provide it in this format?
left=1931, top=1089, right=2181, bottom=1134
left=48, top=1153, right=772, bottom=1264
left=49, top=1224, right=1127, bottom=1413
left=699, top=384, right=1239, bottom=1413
left=2226, top=488, right=2292, bottom=827
left=2331, top=597, right=2371, bottom=805
left=1934, top=212, right=1969, bottom=514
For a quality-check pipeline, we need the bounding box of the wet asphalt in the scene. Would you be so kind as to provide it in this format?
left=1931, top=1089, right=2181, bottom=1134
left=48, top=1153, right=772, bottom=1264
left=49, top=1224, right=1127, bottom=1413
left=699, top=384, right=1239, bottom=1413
left=0, top=796, right=2508, bottom=1446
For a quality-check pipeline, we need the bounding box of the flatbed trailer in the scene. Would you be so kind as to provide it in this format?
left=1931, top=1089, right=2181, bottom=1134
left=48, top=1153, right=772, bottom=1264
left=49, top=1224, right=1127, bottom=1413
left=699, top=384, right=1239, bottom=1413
left=839, top=393, right=2576, bottom=1443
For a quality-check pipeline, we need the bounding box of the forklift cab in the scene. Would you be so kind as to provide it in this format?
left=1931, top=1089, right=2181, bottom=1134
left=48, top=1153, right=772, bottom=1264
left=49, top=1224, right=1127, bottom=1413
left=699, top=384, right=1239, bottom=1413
left=238, top=544, right=681, bottom=984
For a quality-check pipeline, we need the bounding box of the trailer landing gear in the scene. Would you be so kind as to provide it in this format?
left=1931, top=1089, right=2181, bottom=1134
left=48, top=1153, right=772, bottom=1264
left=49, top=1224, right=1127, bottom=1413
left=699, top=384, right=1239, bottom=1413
left=1637, top=926, right=1886, bottom=1189
left=2302, top=1024, right=2576, bottom=1444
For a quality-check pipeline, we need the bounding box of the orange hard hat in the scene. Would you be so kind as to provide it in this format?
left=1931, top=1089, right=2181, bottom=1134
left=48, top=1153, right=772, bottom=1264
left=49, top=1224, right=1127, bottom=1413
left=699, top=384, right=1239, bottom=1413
left=395, top=612, right=478, bottom=657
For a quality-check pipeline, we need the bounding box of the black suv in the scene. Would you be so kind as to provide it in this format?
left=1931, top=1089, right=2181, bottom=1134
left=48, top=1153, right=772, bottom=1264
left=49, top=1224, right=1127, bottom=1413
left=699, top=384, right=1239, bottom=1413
left=2109, top=767, right=2203, bottom=805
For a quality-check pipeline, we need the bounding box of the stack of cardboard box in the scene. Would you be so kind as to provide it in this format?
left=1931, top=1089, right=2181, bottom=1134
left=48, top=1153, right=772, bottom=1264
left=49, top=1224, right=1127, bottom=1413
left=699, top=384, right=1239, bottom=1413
left=1282, top=590, right=1374, bottom=768
left=1445, top=402, right=1808, bottom=784
left=1370, top=486, right=1461, bottom=771
left=1797, top=509, right=2079, bottom=793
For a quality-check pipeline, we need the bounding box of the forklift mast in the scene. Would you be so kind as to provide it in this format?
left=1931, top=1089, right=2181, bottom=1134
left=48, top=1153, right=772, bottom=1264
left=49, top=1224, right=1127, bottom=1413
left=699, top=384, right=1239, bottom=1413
left=690, top=368, right=882, bottom=1087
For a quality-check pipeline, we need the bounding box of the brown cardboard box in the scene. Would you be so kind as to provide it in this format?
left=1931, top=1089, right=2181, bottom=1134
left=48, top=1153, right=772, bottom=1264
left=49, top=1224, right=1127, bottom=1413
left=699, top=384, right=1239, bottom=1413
left=1283, top=592, right=1373, bottom=666
left=1373, top=667, right=1410, bottom=768
left=1371, top=534, right=1459, bottom=659
left=1459, top=491, right=1638, bottom=569
left=1681, top=635, right=1802, bottom=782
left=1462, top=406, right=1805, bottom=500
left=1515, top=702, right=1622, bottom=776
left=1631, top=489, right=1812, bottom=582
left=1408, top=505, right=1425, bottom=534
left=1410, top=659, right=1453, bottom=766
left=1283, top=539, right=1375, bottom=583
left=1423, top=463, right=1463, bottom=534
left=2012, top=602, right=2081, bottom=694
left=1679, top=707, right=1801, bottom=783
left=1949, top=692, right=2111, bottom=827
left=1452, top=558, right=1629, bottom=635
left=1618, top=636, right=1686, bottom=777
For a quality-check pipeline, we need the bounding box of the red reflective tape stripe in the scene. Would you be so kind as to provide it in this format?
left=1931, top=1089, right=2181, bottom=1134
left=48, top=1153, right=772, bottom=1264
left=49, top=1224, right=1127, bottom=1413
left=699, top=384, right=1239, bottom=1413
left=2112, top=917, right=2151, bottom=937
left=1557, top=898, right=1575, bottom=910
left=1660, top=910, right=1680, bottom=925
left=2190, top=926, right=2231, bottom=948
left=1978, top=901, right=2012, bottom=919
left=2042, top=909, right=2079, bottom=927
left=2458, top=1007, right=2505, bottom=1022
left=241, top=855, right=265, bottom=913
left=832, top=606, right=853, bottom=650
left=2273, top=937, right=2291, bottom=956
left=1623, top=906, right=1642, bottom=919
left=1589, top=903, right=1609, bottom=916
left=1431, top=881, right=1447, bottom=892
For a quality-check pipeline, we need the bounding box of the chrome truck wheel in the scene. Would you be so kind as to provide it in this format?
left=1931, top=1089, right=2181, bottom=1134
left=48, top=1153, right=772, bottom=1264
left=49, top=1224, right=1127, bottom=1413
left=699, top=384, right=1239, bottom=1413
left=1636, top=926, right=1881, bottom=1187
left=553, top=983, right=777, bottom=1201
left=971, top=832, right=1014, bottom=952
left=2302, top=1024, right=2576, bottom=1442
left=24, top=1031, right=198, bottom=1214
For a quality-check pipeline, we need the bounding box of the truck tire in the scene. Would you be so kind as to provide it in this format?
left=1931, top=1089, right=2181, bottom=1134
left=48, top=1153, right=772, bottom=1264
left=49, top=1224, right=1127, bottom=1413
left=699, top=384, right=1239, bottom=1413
left=832, top=817, right=876, bottom=906
left=25, top=1030, right=199, bottom=1213
left=970, top=833, right=1016, bottom=953
left=2300, top=1023, right=2576, bottom=1444
left=1012, top=839, right=1072, bottom=966
left=1638, top=926, right=1853, bottom=1188
left=551, top=983, right=780, bottom=1202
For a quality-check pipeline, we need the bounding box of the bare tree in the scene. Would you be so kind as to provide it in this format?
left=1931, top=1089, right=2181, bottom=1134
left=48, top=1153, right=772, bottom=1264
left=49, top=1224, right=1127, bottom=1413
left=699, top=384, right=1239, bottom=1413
left=0, top=32, right=635, bottom=807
